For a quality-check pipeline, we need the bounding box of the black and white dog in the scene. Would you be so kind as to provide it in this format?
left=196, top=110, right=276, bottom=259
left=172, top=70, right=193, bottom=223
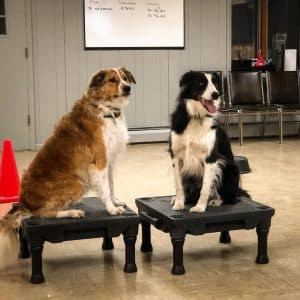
left=169, top=71, right=248, bottom=213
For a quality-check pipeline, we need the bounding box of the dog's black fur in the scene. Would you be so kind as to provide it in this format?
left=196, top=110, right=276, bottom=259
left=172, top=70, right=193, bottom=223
left=169, top=71, right=249, bottom=207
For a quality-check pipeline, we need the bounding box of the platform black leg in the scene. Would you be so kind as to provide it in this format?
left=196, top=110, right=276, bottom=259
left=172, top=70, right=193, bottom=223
left=219, top=231, right=231, bottom=244
left=18, top=229, right=31, bottom=259
left=141, top=220, right=153, bottom=253
left=30, top=243, right=45, bottom=284
left=102, top=236, right=114, bottom=250
left=171, top=237, right=185, bottom=275
left=123, top=234, right=137, bottom=273
left=256, top=223, right=270, bottom=264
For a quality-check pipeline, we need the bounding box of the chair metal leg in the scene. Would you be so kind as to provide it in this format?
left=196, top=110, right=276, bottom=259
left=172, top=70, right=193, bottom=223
left=226, top=113, right=230, bottom=130
left=222, top=113, right=225, bottom=128
left=238, top=109, right=243, bottom=146
left=223, top=112, right=229, bottom=132
left=262, top=112, right=268, bottom=137
left=278, top=108, right=283, bottom=144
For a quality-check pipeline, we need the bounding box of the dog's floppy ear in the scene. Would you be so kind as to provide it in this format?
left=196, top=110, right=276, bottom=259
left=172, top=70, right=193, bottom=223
left=89, top=70, right=106, bottom=89
left=121, top=67, right=136, bottom=84
left=179, top=71, right=194, bottom=88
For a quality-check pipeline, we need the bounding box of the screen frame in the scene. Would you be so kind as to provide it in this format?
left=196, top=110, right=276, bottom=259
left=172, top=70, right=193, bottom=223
left=83, top=0, right=185, bottom=50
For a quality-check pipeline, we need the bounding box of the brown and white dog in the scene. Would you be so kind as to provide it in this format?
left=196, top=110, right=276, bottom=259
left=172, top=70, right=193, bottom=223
left=0, top=67, right=135, bottom=268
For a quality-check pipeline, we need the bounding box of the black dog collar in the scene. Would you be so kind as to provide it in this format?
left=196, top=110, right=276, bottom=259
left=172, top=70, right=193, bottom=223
left=104, top=110, right=121, bottom=119
left=103, top=108, right=122, bottom=125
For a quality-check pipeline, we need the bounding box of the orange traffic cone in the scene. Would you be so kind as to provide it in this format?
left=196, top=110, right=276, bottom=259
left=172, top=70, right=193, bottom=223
left=0, top=139, right=20, bottom=203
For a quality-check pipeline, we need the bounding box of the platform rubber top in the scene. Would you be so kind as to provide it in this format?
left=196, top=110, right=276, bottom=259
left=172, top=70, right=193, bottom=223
left=22, top=197, right=139, bottom=228
left=136, top=196, right=275, bottom=234
left=21, top=198, right=139, bottom=244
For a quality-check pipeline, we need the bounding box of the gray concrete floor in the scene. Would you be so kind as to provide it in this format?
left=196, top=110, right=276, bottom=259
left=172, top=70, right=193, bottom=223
left=0, top=139, right=300, bottom=299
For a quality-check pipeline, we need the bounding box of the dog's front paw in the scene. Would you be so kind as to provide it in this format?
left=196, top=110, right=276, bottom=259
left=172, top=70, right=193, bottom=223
left=68, top=209, right=85, bottom=218
left=208, top=199, right=223, bottom=207
left=190, top=204, right=206, bottom=213
left=112, top=197, right=127, bottom=207
left=107, top=205, right=125, bottom=215
left=171, top=196, right=185, bottom=211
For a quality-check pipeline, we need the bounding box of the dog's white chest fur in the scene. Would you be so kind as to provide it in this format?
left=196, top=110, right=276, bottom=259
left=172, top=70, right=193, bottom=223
left=171, top=117, right=216, bottom=174
left=103, top=116, right=128, bottom=163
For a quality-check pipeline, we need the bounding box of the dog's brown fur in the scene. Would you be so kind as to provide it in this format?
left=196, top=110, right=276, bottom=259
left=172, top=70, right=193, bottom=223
left=20, top=95, right=106, bottom=216
left=0, top=67, right=135, bottom=268
left=20, top=67, right=135, bottom=217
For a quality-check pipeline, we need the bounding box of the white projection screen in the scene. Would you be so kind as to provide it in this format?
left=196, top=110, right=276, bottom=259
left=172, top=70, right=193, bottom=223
left=84, top=0, right=185, bottom=49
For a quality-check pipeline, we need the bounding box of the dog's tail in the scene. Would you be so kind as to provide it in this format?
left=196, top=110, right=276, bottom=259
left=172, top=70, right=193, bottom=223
left=0, top=204, right=31, bottom=269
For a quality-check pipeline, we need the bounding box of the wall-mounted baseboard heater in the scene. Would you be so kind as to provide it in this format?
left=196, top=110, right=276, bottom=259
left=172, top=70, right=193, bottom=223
left=129, top=127, right=170, bottom=144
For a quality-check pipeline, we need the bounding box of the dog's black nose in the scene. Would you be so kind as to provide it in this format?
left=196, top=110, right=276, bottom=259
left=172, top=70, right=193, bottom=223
left=123, top=85, right=131, bottom=93
left=211, top=92, right=219, bottom=100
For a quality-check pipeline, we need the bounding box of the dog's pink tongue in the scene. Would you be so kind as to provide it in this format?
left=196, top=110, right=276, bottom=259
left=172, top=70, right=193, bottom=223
left=206, top=101, right=217, bottom=113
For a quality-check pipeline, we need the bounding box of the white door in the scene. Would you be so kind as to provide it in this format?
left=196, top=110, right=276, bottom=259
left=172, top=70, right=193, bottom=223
left=0, top=0, right=29, bottom=150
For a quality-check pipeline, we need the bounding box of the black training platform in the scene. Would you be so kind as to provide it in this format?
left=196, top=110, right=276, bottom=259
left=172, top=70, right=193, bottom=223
left=136, top=196, right=275, bottom=275
left=20, top=198, right=139, bottom=284
left=234, top=155, right=251, bottom=174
